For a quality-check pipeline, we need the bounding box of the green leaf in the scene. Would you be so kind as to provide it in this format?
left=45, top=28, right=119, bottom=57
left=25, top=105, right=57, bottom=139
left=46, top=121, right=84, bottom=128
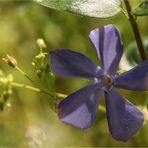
left=0, top=101, right=4, bottom=111
left=42, top=70, right=55, bottom=92
left=35, top=0, right=122, bottom=18
left=132, top=0, right=148, bottom=16
left=41, top=64, right=56, bottom=110
left=125, top=38, right=148, bottom=66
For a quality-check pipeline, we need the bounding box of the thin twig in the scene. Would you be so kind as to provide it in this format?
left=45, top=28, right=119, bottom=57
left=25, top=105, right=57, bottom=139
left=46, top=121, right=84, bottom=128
left=15, top=66, right=34, bottom=82
left=11, top=82, right=67, bottom=98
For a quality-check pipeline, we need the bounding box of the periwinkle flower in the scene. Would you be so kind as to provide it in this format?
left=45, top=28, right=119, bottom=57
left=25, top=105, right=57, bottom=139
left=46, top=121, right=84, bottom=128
left=50, top=24, right=148, bottom=141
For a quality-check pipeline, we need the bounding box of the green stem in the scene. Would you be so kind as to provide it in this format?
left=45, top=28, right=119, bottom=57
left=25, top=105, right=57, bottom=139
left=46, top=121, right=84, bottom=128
left=11, top=82, right=67, bottom=98
left=124, top=0, right=147, bottom=61
left=12, top=82, right=106, bottom=112
left=0, top=77, right=106, bottom=112
left=15, top=66, right=34, bottom=82
left=40, top=47, right=43, bottom=54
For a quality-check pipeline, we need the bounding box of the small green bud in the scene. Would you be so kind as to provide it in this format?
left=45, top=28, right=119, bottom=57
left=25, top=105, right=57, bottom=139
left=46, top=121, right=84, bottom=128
left=37, top=69, right=42, bottom=78
left=2, top=55, right=17, bottom=67
left=32, top=61, right=35, bottom=67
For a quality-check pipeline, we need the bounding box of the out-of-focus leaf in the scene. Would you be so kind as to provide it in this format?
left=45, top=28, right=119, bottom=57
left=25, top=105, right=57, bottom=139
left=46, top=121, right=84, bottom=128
left=35, top=0, right=122, bottom=18
left=146, top=99, right=148, bottom=110
left=132, top=0, right=148, bottom=16
left=125, top=38, right=148, bottom=66
left=0, top=101, right=4, bottom=111
left=41, top=64, right=56, bottom=110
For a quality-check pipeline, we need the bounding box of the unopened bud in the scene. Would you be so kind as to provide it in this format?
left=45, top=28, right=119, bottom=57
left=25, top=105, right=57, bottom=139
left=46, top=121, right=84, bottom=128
left=2, top=55, right=17, bottom=67
left=37, top=69, right=42, bottom=78
left=36, top=38, right=46, bottom=49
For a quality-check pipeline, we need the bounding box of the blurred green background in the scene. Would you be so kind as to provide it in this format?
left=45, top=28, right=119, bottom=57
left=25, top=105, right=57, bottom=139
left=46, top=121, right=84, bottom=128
left=0, top=1, right=148, bottom=147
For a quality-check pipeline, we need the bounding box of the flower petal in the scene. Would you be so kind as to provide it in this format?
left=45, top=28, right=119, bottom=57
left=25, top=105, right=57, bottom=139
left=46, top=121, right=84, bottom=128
left=50, top=49, right=102, bottom=79
left=105, top=89, right=144, bottom=141
left=114, top=60, right=148, bottom=90
left=58, top=83, right=102, bottom=129
left=89, top=24, right=123, bottom=75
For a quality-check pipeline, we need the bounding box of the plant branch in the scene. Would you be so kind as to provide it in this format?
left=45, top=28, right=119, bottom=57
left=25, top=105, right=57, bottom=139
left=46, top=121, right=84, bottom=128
left=124, top=0, right=147, bottom=61
left=12, top=82, right=106, bottom=111
left=11, top=82, right=67, bottom=98
left=15, top=66, right=34, bottom=82
left=0, top=77, right=106, bottom=112
left=12, top=82, right=106, bottom=112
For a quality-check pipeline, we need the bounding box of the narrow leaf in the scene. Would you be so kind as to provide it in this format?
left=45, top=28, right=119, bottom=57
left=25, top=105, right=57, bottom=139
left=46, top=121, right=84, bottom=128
left=41, top=64, right=56, bottom=110
left=132, top=0, right=148, bottom=16
left=35, top=0, right=122, bottom=18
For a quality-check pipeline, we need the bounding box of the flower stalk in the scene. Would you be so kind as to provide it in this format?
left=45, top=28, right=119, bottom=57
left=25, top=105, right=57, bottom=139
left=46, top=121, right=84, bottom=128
left=11, top=82, right=67, bottom=98
left=12, top=82, right=106, bottom=112
left=124, top=0, right=147, bottom=61
left=15, top=66, right=34, bottom=82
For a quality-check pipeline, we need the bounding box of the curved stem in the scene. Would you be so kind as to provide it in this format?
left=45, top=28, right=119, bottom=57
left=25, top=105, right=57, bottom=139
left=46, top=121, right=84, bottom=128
left=124, top=0, right=147, bottom=61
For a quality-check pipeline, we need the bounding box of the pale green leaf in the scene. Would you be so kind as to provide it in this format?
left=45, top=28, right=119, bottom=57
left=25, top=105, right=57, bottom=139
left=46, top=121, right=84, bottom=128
left=132, top=0, right=148, bottom=16
left=35, top=0, right=122, bottom=18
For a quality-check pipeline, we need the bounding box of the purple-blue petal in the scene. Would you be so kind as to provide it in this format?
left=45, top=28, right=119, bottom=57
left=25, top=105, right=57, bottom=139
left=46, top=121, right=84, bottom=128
left=50, top=49, right=102, bottom=79
left=114, top=60, right=148, bottom=90
left=58, top=83, right=102, bottom=129
left=105, top=89, right=144, bottom=141
left=89, top=24, right=123, bottom=75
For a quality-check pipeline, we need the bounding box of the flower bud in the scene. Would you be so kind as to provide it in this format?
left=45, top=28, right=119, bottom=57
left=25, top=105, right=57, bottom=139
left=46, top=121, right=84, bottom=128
left=2, top=55, right=17, bottom=67
left=36, top=38, right=46, bottom=49
left=37, top=69, right=42, bottom=78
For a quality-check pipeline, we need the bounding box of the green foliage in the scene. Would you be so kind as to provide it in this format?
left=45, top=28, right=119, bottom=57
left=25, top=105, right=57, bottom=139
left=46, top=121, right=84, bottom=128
left=125, top=38, right=148, bottom=66
left=0, top=101, right=4, bottom=111
left=32, top=39, right=56, bottom=110
left=41, top=64, right=56, bottom=110
left=32, top=38, right=47, bottom=78
left=41, top=64, right=55, bottom=92
left=132, top=0, right=148, bottom=16
left=32, top=52, right=48, bottom=77
left=0, top=72, right=13, bottom=111
left=35, top=0, right=122, bottom=18
left=0, top=1, right=148, bottom=147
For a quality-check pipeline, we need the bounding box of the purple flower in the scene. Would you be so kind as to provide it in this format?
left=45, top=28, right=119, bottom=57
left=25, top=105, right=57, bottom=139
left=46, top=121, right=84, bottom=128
left=50, top=24, right=147, bottom=141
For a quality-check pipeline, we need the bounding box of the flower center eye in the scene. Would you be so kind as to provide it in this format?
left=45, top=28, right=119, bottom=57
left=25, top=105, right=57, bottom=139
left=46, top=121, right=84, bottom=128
left=103, top=75, right=113, bottom=85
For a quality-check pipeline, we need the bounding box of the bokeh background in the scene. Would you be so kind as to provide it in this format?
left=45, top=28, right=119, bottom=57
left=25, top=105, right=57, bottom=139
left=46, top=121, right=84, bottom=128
left=0, top=0, right=148, bottom=147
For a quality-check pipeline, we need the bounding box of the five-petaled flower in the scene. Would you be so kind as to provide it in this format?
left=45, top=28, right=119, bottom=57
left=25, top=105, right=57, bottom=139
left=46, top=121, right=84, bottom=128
left=50, top=24, right=148, bottom=142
